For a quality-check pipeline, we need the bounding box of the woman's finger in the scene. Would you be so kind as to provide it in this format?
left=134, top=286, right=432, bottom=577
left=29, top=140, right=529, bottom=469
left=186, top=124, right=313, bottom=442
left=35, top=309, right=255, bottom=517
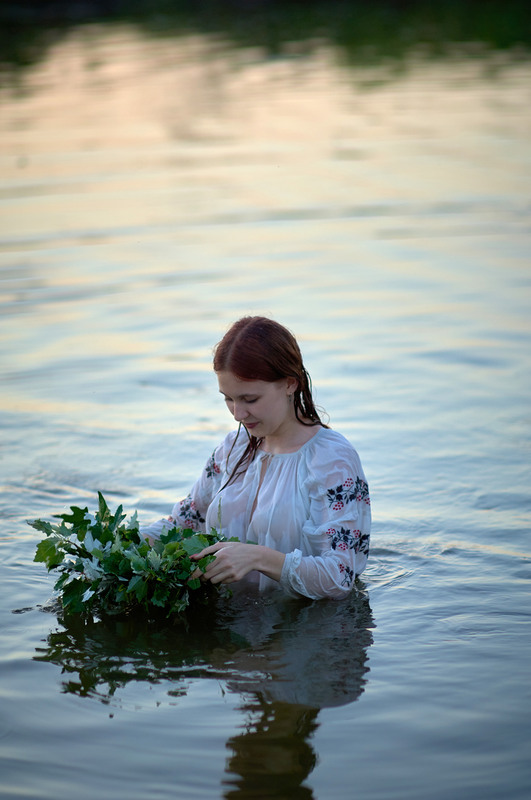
left=190, top=541, right=228, bottom=561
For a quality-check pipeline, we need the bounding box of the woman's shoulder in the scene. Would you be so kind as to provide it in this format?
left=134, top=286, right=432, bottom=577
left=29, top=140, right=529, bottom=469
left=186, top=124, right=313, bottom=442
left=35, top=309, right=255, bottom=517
left=309, top=426, right=358, bottom=455
left=304, top=426, right=366, bottom=477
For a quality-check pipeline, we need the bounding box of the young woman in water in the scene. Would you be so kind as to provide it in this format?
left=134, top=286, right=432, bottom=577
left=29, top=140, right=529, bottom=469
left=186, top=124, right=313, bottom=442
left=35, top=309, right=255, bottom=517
left=141, top=316, right=371, bottom=600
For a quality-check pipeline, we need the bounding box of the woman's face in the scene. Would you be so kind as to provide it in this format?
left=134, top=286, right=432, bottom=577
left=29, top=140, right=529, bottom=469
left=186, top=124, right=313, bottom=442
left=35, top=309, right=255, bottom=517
left=216, top=371, right=296, bottom=441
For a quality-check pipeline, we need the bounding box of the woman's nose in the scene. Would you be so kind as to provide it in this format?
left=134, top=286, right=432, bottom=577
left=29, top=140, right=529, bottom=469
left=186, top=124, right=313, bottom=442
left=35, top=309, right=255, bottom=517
left=233, top=403, right=248, bottom=421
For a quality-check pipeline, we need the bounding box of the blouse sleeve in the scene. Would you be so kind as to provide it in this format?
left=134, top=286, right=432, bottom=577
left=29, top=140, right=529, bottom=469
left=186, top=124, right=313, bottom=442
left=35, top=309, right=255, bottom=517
left=139, top=437, right=228, bottom=541
left=280, top=442, right=371, bottom=600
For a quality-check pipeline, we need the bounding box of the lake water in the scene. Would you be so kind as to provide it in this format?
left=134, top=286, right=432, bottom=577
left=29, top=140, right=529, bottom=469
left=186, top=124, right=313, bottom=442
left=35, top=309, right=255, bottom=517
left=1, top=23, right=530, bottom=800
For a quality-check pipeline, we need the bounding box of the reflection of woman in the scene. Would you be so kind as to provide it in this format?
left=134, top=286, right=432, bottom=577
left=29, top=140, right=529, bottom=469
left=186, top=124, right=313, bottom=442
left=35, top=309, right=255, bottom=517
left=223, top=699, right=319, bottom=800
left=142, top=316, right=371, bottom=599
left=143, top=317, right=370, bottom=599
left=217, top=590, right=374, bottom=707
left=217, top=592, right=374, bottom=799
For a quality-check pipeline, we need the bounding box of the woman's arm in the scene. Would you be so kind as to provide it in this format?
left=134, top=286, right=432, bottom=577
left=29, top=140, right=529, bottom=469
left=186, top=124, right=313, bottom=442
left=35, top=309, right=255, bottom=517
left=281, top=467, right=371, bottom=600
left=191, top=541, right=285, bottom=584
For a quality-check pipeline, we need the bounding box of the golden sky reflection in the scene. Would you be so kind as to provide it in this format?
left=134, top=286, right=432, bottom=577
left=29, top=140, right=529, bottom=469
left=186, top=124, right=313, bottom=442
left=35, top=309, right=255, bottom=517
left=1, top=25, right=530, bottom=242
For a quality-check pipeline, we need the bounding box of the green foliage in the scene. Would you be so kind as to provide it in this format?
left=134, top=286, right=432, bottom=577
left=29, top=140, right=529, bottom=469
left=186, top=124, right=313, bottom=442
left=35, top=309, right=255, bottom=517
left=29, top=493, right=231, bottom=619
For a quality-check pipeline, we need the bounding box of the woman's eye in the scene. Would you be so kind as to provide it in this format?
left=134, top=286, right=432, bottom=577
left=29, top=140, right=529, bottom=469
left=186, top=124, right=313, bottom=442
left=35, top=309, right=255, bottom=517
left=223, top=396, right=257, bottom=404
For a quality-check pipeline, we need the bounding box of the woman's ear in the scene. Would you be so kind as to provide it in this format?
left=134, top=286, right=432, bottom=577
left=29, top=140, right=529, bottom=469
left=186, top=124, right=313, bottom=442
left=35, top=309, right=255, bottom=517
left=286, top=376, right=298, bottom=396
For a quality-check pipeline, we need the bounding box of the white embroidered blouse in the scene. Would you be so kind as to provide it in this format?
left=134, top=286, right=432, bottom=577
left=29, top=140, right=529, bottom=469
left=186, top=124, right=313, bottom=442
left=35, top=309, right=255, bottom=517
left=140, top=426, right=371, bottom=600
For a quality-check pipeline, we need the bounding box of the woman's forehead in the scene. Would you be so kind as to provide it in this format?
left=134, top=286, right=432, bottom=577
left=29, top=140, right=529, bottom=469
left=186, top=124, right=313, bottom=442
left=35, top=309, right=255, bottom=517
left=216, top=371, right=278, bottom=396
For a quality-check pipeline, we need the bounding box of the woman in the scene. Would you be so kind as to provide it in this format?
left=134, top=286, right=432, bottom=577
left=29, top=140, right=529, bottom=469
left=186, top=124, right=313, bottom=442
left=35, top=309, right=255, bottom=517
left=141, top=316, right=371, bottom=600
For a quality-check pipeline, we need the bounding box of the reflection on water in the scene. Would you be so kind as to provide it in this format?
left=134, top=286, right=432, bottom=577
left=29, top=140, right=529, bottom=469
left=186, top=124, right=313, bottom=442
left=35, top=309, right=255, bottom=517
left=33, top=591, right=374, bottom=708
left=34, top=591, right=373, bottom=797
left=223, top=701, right=319, bottom=800
left=1, top=12, right=530, bottom=800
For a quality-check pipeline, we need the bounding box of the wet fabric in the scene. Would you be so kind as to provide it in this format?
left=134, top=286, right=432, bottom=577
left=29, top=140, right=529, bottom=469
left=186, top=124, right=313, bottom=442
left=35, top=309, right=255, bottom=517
left=141, top=427, right=371, bottom=599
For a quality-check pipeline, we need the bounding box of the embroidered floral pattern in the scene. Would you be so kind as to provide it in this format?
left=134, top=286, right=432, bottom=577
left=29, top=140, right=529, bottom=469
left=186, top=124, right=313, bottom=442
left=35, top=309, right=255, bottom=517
left=338, top=563, right=355, bottom=587
left=326, top=526, right=370, bottom=556
left=327, top=477, right=370, bottom=510
left=205, top=451, right=221, bottom=479
left=177, top=494, right=205, bottom=530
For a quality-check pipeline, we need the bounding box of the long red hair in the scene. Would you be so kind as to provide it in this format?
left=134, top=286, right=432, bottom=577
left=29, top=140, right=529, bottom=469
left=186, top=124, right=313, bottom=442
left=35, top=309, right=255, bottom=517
left=213, top=316, right=327, bottom=482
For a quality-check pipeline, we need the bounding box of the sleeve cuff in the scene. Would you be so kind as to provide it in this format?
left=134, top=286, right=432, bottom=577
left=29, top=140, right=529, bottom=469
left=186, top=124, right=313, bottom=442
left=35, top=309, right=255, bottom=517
left=280, top=549, right=306, bottom=598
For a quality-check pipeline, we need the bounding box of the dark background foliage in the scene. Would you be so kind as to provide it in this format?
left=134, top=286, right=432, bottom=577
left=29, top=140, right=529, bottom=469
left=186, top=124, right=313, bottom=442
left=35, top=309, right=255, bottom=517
left=2, top=1, right=530, bottom=73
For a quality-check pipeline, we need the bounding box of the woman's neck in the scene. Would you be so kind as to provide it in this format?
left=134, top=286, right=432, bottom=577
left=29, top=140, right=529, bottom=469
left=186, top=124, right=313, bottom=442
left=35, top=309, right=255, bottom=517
left=260, top=418, right=321, bottom=454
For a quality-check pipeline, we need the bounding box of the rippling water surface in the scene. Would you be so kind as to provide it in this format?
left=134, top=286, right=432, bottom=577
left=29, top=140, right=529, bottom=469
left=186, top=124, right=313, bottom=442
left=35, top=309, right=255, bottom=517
left=1, top=24, right=530, bottom=800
